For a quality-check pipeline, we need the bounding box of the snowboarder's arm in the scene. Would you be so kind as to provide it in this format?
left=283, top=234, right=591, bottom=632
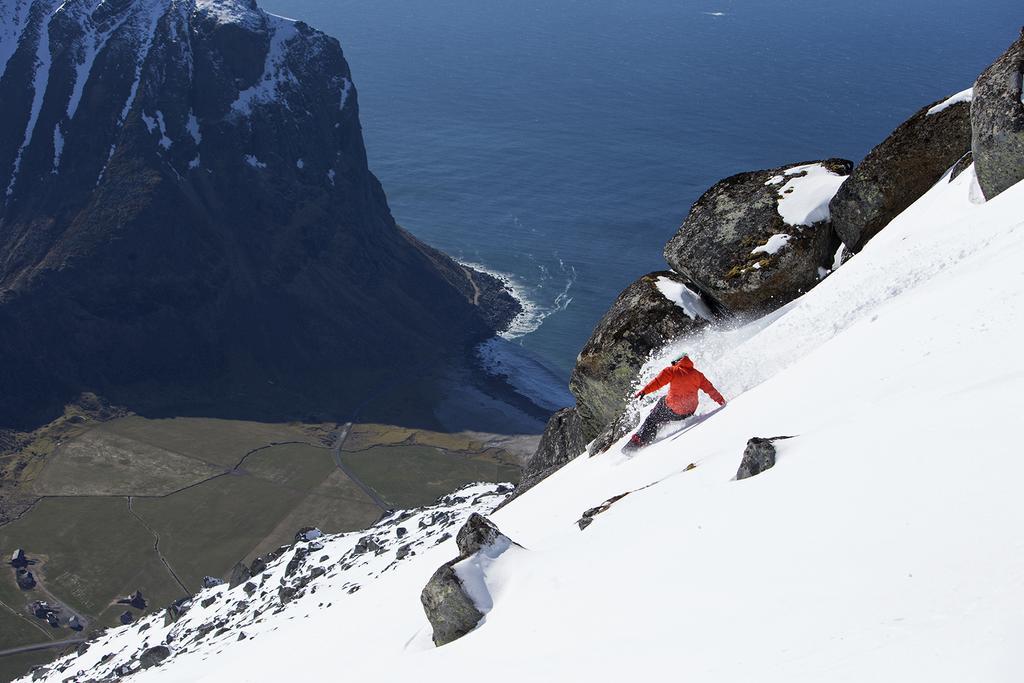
left=636, top=367, right=672, bottom=398
left=700, top=374, right=726, bottom=406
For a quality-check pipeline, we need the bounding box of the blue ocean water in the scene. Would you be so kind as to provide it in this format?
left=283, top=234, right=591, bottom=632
left=265, top=0, right=1020, bottom=379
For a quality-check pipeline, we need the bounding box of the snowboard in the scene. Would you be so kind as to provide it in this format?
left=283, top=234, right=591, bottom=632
left=621, top=405, right=726, bottom=454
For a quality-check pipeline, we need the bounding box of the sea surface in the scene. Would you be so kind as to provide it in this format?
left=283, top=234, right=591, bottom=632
left=264, top=0, right=1020, bottom=380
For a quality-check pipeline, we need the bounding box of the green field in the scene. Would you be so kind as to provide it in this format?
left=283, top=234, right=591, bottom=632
left=340, top=444, right=520, bottom=508
left=0, top=414, right=524, bottom=678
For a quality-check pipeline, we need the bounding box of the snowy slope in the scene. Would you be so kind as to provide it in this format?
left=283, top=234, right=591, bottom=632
left=26, top=166, right=1024, bottom=681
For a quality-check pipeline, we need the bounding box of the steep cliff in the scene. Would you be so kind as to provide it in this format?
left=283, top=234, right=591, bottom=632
left=0, top=0, right=517, bottom=426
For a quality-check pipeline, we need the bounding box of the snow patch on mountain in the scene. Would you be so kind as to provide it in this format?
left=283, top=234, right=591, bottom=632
left=230, top=15, right=299, bottom=117
left=927, top=86, right=973, bottom=115
left=4, top=0, right=54, bottom=198
left=654, top=276, right=714, bottom=321
left=766, top=162, right=848, bottom=226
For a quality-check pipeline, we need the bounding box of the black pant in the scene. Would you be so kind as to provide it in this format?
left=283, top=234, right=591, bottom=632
left=632, top=397, right=693, bottom=445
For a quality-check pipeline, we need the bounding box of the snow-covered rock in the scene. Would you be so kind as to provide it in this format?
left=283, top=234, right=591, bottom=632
left=971, top=28, right=1024, bottom=200
left=664, top=158, right=852, bottom=315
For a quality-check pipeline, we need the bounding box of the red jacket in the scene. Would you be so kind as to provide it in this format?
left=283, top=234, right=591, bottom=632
left=637, top=357, right=725, bottom=415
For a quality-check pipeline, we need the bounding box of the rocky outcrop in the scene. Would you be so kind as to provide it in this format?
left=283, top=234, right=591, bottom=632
left=830, top=94, right=972, bottom=251
left=735, top=436, right=792, bottom=480
left=664, top=159, right=851, bottom=315
left=510, top=407, right=586, bottom=500
left=972, top=29, right=1024, bottom=200
left=139, top=646, right=170, bottom=669
left=569, top=271, right=717, bottom=442
left=420, top=514, right=516, bottom=647
left=0, top=0, right=515, bottom=428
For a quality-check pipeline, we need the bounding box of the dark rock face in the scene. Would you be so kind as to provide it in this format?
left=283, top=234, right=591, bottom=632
left=510, top=407, right=586, bottom=500
left=736, top=437, right=779, bottom=480
left=421, top=513, right=514, bottom=647
left=569, top=271, right=716, bottom=442
left=972, top=29, right=1024, bottom=200
left=119, top=610, right=134, bottom=625
left=664, top=159, right=852, bottom=315
left=831, top=96, right=972, bottom=251
left=139, top=645, right=170, bottom=669
left=0, top=0, right=514, bottom=427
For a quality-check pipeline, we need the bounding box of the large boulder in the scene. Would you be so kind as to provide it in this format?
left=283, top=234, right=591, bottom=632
left=831, top=93, right=973, bottom=251
left=972, top=29, right=1024, bottom=200
left=569, top=271, right=717, bottom=441
left=420, top=514, right=516, bottom=647
left=664, top=159, right=852, bottom=315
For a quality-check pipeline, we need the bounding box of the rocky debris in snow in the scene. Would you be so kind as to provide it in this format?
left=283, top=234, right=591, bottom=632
left=735, top=437, right=793, bottom=480
left=570, top=271, right=717, bottom=441
left=830, top=95, right=972, bottom=251
left=202, top=576, right=225, bottom=589
left=971, top=28, right=1024, bottom=200
left=664, top=159, right=852, bottom=315
left=295, top=527, right=323, bottom=543
left=140, top=645, right=170, bottom=669
left=421, top=514, right=517, bottom=647
left=577, top=492, right=632, bottom=531
left=396, top=527, right=407, bottom=538
left=26, top=483, right=511, bottom=682
left=228, top=562, right=251, bottom=589
left=76, top=642, right=89, bottom=657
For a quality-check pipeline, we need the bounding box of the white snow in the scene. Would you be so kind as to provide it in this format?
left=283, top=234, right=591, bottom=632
left=51, top=123, right=63, bottom=174
left=927, top=87, right=973, bottom=115
left=188, top=155, right=200, bottom=169
left=186, top=111, right=201, bottom=145
left=21, top=169, right=1024, bottom=683
left=768, top=162, right=848, bottom=226
left=452, top=535, right=515, bottom=614
left=230, top=15, right=299, bottom=117
left=5, top=3, right=52, bottom=198
left=340, top=77, right=352, bottom=109
left=295, top=158, right=304, bottom=169
left=654, top=276, right=714, bottom=321
left=194, top=0, right=264, bottom=31
left=327, top=168, right=335, bottom=184
left=750, top=233, right=792, bottom=256
left=244, top=154, right=267, bottom=169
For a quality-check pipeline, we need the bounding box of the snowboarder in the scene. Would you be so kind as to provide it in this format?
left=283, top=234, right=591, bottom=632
left=624, top=353, right=726, bottom=451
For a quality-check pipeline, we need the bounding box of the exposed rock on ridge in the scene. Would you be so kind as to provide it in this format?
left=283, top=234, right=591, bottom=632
left=830, top=94, right=972, bottom=251
left=971, top=28, right=1024, bottom=200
